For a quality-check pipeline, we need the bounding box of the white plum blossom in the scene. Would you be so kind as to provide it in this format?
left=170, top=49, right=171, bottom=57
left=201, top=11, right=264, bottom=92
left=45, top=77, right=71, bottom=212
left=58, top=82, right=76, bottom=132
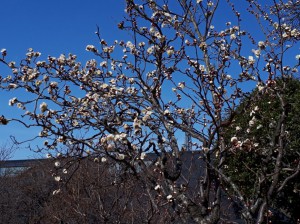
left=282, top=32, right=288, bottom=38
left=54, top=176, right=61, bottom=182
left=257, top=124, right=263, bottom=129
left=50, top=81, right=58, bottom=88
left=252, top=49, right=261, bottom=57
left=296, top=55, right=300, bottom=60
left=248, top=56, right=255, bottom=65
left=249, top=119, right=256, bottom=127
left=100, top=61, right=107, bottom=67
left=100, top=83, right=109, bottom=89
left=101, top=157, right=107, bottom=163
left=8, top=83, right=18, bottom=89
left=166, top=49, right=174, bottom=56
left=236, top=126, right=241, bottom=131
left=57, top=136, right=65, bottom=143
left=142, top=114, right=151, bottom=122
left=178, top=82, right=185, bottom=89
left=225, top=74, right=232, bottom=80
left=106, top=134, right=115, bottom=141
left=258, top=41, right=266, bottom=49
left=35, top=80, right=42, bottom=86
left=86, top=45, right=96, bottom=52
left=166, top=195, right=173, bottom=200
left=17, top=103, right=23, bottom=109
left=250, top=110, right=256, bottom=117
left=140, top=152, right=146, bottom=160
left=8, top=97, right=17, bottom=106
left=54, top=161, right=61, bottom=167
left=133, top=117, right=142, bottom=135
left=256, top=83, right=265, bottom=92
left=147, top=46, right=154, bottom=54
left=202, top=147, right=209, bottom=152
left=52, top=189, right=61, bottom=195
left=154, top=185, right=161, bottom=190
left=149, top=26, right=155, bottom=34
left=138, top=41, right=145, bottom=47
left=231, top=137, right=238, bottom=144
left=40, top=102, right=48, bottom=113
left=164, top=109, right=171, bottom=115
left=126, top=41, right=134, bottom=49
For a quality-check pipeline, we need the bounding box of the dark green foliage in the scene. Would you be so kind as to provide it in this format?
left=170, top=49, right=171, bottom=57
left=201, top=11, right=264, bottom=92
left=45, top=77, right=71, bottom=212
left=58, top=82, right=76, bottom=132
left=223, top=78, right=300, bottom=222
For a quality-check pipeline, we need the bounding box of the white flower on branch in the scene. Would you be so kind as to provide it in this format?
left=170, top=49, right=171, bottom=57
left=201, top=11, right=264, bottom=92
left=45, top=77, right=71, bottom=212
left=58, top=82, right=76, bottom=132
left=252, top=49, right=261, bottom=57
left=248, top=56, right=255, bottom=65
left=257, top=124, right=263, bottom=130
left=258, top=41, right=266, bottom=49
left=8, top=97, right=17, bottom=106
left=86, top=45, right=96, bottom=52
left=1, top=48, right=7, bottom=56
left=250, top=110, right=256, bottom=117
left=54, top=176, right=61, bottom=182
left=40, top=102, right=48, bottom=113
left=140, top=152, right=146, bottom=160
left=166, top=195, right=173, bottom=201
left=35, top=80, right=42, bottom=86
left=147, top=46, right=154, bottom=54
left=166, top=49, right=174, bottom=56
left=231, top=137, right=238, bottom=145
left=164, top=109, right=171, bottom=115
left=52, top=189, right=61, bottom=195
left=142, top=114, right=151, bottom=122
left=50, top=81, right=58, bottom=88
left=236, top=126, right=241, bottom=131
left=249, top=118, right=256, bottom=127
left=178, top=82, right=185, bottom=89
left=230, top=34, right=236, bottom=40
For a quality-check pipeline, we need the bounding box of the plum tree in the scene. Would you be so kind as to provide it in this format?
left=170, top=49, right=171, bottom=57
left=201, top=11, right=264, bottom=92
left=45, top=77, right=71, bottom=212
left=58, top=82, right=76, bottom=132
left=0, top=0, right=299, bottom=223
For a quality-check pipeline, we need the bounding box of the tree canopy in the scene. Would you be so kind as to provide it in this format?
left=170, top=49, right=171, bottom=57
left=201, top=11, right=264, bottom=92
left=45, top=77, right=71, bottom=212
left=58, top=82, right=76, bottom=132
left=0, top=0, right=299, bottom=223
left=224, top=77, right=300, bottom=222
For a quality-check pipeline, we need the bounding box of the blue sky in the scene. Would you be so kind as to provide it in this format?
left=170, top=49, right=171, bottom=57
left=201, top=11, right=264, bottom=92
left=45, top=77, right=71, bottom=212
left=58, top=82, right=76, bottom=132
left=0, top=0, right=126, bottom=60
left=0, top=0, right=127, bottom=159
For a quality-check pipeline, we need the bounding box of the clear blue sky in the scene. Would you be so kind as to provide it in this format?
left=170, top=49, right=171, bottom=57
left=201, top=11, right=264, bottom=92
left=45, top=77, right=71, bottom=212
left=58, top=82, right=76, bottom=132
left=0, top=0, right=126, bottom=159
